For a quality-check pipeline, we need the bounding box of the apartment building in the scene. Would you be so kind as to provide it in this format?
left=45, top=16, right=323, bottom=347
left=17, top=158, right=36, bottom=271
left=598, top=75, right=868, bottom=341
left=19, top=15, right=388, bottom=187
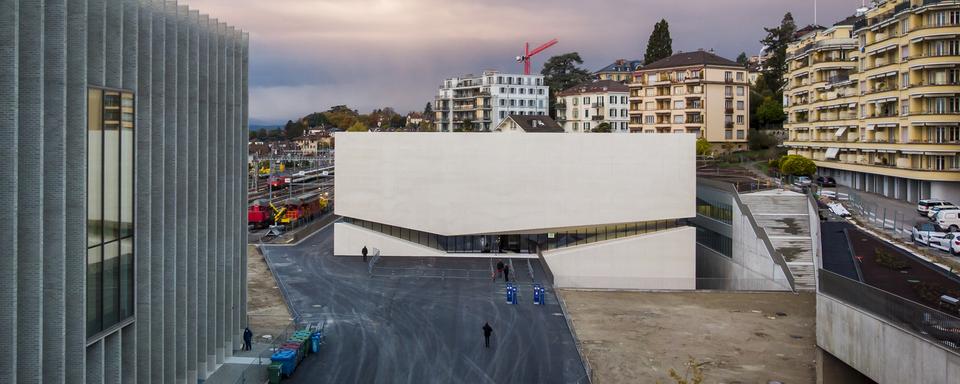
left=434, top=71, right=549, bottom=132
left=595, top=59, right=643, bottom=83
left=628, top=51, right=750, bottom=151
left=0, top=1, right=248, bottom=383
left=555, top=80, right=630, bottom=133
left=783, top=0, right=960, bottom=203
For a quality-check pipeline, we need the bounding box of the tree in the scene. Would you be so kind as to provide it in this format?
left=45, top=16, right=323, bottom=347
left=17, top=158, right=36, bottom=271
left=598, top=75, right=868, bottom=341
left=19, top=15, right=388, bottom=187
left=592, top=122, right=611, bottom=133
left=695, top=137, right=711, bottom=156
left=759, top=13, right=797, bottom=99
left=644, top=19, right=673, bottom=65
left=748, top=129, right=778, bottom=151
left=461, top=119, right=475, bottom=132
left=736, top=52, right=749, bottom=65
left=779, top=154, right=816, bottom=176
left=346, top=121, right=367, bottom=132
left=423, top=102, right=433, bottom=119
left=541, top=52, right=593, bottom=119
left=756, top=96, right=786, bottom=128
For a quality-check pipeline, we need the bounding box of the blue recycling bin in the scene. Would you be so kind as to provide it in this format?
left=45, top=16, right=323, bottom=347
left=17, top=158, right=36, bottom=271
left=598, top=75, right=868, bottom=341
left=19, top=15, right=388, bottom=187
left=310, top=333, right=321, bottom=353
left=506, top=283, right=518, bottom=305
left=533, top=284, right=543, bottom=305
left=271, top=349, right=297, bottom=376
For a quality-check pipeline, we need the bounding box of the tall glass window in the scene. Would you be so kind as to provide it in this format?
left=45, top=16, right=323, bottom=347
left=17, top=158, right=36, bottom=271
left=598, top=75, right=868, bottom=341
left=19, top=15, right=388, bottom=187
left=87, top=88, right=135, bottom=338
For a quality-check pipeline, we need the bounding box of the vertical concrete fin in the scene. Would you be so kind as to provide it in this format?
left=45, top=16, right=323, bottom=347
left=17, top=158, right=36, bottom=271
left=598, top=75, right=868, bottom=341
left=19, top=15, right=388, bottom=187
left=17, top=0, right=45, bottom=382
left=186, top=8, right=200, bottom=380
left=0, top=0, right=18, bottom=381
left=174, top=4, right=188, bottom=381
left=196, top=12, right=210, bottom=378
left=42, top=0, right=68, bottom=382
left=161, top=0, right=177, bottom=381
left=148, top=0, right=165, bottom=381
left=64, top=0, right=88, bottom=381
left=134, top=1, right=153, bottom=382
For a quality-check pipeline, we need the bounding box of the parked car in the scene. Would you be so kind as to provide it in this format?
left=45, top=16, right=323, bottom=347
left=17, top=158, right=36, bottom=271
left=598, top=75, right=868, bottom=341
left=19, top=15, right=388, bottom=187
left=815, top=176, right=836, bottom=187
left=793, top=176, right=812, bottom=187
left=928, top=205, right=960, bottom=220
left=913, top=223, right=948, bottom=245
left=918, top=199, right=954, bottom=216
left=935, top=209, right=960, bottom=233
left=930, top=233, right=960, bottom=255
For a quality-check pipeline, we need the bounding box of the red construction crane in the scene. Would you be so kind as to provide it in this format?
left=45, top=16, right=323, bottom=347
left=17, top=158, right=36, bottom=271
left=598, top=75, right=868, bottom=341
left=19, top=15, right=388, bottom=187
left=515, top=38, right=558, bottom=75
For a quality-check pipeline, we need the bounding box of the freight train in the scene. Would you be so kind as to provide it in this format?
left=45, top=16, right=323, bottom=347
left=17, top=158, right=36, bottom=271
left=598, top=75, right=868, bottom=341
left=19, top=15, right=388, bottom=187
left=247, top=192, right=330, bottom=229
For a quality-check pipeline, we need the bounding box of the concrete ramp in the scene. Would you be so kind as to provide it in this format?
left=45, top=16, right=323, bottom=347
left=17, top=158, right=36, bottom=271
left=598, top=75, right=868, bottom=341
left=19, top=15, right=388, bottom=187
left=740, top=190, right=816, bottom=290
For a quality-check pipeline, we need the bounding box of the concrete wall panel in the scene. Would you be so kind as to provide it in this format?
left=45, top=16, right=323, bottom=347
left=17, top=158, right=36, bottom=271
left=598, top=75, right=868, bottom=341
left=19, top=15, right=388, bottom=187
left=335, top=133, right=696, bottom=236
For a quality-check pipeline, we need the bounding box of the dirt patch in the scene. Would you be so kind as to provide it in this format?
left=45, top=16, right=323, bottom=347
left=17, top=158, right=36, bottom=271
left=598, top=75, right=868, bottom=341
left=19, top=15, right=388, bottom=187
left=246, top=244, right=293, bottom=340
left=560, top=290, right=816, bottom=384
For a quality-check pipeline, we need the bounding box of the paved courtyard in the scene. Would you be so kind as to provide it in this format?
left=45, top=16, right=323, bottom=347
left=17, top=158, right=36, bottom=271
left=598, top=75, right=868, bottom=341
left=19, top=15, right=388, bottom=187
left=260, top=223, right=587, bottom=383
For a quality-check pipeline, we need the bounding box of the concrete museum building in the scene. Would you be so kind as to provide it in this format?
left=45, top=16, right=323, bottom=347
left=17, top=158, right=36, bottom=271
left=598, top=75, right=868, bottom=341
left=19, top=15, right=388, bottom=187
left=0, top=0, right=248, bottom=383
left=333, top=133, right=697, bottom=290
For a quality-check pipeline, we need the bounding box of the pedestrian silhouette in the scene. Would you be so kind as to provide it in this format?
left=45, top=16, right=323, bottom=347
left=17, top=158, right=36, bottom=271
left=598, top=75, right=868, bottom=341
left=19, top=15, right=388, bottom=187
left=362, top=245, right=368, bottom=262
left=482, top=322, right=493, bottom=348
left=243, top=327, right=253, bottom=351
left=503, top=264, right=510, bottom=282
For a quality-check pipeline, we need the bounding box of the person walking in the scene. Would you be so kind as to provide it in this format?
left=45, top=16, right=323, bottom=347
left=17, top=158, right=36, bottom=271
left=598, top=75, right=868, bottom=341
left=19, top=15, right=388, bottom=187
left=482, top=322, right=493, bottom=348
left=361, top=245, right=368, bottom=262
left=243, top=327, right=253, bottom=351
left=494, top=259, right=504, bottom=281
left=503, top=263, right=510, bottom=282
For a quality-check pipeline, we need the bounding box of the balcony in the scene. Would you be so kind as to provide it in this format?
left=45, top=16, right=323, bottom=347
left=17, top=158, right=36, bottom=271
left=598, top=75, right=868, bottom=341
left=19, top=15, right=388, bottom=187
left=686, top=115, right=703, bottom=124
left=724, top=122, right=734, bottom=129
left=591, top=115, right=605, bottom=121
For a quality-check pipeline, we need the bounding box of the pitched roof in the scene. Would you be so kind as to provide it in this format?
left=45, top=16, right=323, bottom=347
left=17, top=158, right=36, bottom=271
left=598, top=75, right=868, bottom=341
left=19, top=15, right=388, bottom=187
left=506, top=115, right=564, bottom=133
left=832, top=14, right=862, bottom=27
left=556, top=80, right=629, bottom=97
left=641, top=50, right=742, bottom=70
left=595, top=59, right=643, bottom=73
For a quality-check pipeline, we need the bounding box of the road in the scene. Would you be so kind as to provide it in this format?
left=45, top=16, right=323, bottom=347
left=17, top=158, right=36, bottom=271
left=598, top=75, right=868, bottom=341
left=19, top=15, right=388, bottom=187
left=260, top=224, right=588, bottom=384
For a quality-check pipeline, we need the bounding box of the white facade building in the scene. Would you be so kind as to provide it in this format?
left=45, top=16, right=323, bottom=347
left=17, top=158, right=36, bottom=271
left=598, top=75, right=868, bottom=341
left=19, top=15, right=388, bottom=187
left=333, top=133, right=697, bottom=290
left=434, top=71, right=549, bottom=132
left=556, top=80, right=631, bottom=133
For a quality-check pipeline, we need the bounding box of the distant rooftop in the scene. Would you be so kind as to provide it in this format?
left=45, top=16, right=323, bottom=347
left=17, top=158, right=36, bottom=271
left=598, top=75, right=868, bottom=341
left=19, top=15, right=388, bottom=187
left=557, top=80, right=629, bottom=97
left=505, top=114, right=564, bottom=133
left=595, top=59, right=642, bottom=73
left=641, top=50, right=742, bottom=71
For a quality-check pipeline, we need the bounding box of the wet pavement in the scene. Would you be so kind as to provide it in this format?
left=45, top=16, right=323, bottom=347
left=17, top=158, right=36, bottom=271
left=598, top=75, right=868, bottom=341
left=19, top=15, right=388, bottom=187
left=260, top=224, right=588, bottom=384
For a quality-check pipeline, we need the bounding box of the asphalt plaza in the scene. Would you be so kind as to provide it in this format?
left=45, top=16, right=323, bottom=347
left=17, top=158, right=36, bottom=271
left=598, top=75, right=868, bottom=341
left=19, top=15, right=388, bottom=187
left=260, top=224, right=588, bottom=383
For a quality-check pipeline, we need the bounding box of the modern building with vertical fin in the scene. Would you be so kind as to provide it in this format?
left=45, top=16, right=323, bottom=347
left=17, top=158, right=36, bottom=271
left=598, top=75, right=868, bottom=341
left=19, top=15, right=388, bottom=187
left=0, top=0, right=249, bottom=383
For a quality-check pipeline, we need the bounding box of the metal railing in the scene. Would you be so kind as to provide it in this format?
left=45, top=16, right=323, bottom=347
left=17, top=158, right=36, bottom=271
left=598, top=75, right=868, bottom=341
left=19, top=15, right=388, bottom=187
left=819, top=269, right=960, bottom=352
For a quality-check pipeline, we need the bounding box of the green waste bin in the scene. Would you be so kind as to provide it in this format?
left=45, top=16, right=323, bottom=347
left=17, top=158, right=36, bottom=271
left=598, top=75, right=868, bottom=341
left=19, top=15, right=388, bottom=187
left=268, top=361, right=283, bottom=384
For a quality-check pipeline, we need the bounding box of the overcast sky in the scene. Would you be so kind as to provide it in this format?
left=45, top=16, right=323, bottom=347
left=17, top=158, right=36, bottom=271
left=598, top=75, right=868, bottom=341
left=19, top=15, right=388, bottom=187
left=186, top=0, right=868, bottom=125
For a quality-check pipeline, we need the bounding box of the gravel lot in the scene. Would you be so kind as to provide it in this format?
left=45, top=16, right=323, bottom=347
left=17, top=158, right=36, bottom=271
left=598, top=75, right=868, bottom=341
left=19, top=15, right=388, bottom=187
left=560, top=290, right=816, bottom=384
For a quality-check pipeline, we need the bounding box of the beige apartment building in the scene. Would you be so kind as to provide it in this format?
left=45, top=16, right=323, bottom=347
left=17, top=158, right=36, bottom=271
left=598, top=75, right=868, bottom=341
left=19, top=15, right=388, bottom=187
left=628, top=51, right=750, bottom=152
left=783, top=0, right=960, bottom=203
left=555, top=80, right=631, bottom=133
left=596, top=59, right=643, bottom=83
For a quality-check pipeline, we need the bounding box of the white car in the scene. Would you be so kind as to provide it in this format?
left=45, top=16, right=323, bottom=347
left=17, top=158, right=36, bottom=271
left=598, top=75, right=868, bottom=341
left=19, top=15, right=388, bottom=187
left=793, top=176, right=812, bottom=187
left=928, top=206, right=959, bottom=220
left=935, top=209, right=960, bottom=233
left=918, top=199, right=954, bottom=216
left=930, top=233, right=960, bottom=255
left=914, top=223, right=948, bottom=245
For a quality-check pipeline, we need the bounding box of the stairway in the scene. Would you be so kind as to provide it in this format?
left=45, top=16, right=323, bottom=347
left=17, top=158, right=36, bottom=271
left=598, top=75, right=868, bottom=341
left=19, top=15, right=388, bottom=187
left=739, top=190, right=816, bottom=291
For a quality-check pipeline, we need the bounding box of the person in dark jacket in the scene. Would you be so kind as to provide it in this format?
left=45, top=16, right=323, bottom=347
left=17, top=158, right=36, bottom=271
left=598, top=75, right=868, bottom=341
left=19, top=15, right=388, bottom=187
left=495, top=260, right=504, bottom=280
left=482, top=322, right=493, bottom=348
left=243, top=327, right=253, bottom=351
left=503, top=264, right=510, bottom=282
left=361, top=245, right=368, bottom=262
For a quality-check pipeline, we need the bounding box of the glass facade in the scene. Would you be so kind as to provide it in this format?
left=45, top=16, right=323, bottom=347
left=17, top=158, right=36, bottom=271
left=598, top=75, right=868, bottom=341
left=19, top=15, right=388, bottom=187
left=87, top=88, right=135, bottom=338
left=696, top=197, right=733, bottom=224
left=696, top=226, right=732, bottom=257
left=344, top=218, right=685, bottom=254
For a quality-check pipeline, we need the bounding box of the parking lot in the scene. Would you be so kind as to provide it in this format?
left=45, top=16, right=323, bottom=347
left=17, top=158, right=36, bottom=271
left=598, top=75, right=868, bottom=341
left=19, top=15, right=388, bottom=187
left=259, top=224, right=588, bottom=383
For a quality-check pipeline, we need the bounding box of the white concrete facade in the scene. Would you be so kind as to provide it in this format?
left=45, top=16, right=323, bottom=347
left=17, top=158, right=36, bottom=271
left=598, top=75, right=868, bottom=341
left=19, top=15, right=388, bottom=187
left=333, top=133, right=696, bottom=290
left=543, top=227, right=696, bottom=290
left=434, top=71, right=549, bottom=132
